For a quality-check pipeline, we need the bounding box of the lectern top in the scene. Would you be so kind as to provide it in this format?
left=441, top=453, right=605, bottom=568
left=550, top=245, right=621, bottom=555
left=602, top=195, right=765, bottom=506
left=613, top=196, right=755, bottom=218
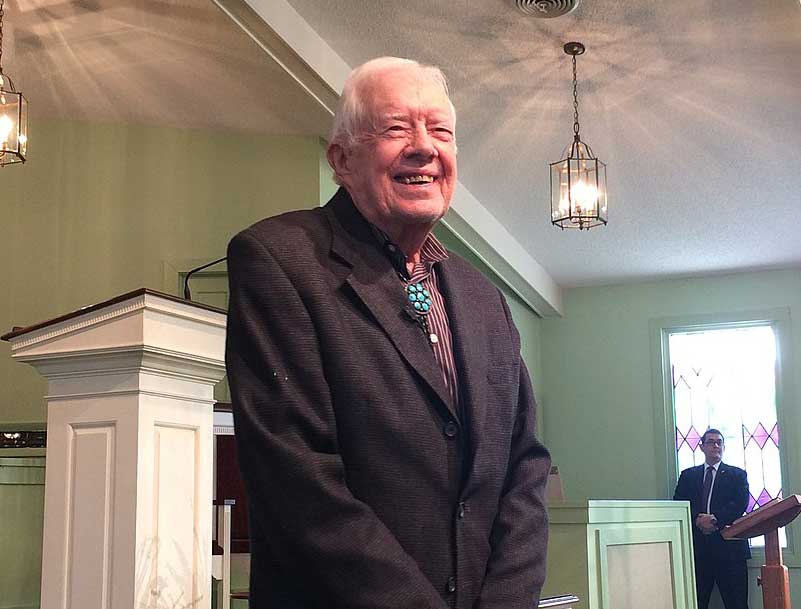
left=722, top=494, right=801, bottom=540
left=1, top=287, right=226, bottom=341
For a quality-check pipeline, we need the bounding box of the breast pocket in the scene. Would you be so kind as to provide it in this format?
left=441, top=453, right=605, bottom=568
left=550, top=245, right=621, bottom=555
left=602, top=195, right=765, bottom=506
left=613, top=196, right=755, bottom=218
left=486, top=365, right=517, bottom=386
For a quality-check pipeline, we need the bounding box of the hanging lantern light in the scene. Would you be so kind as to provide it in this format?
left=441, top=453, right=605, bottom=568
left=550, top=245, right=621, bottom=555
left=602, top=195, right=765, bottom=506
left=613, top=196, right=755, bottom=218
left=0, top=0, right=27, bottom=167
left=550, top=42, right=606, bottom=230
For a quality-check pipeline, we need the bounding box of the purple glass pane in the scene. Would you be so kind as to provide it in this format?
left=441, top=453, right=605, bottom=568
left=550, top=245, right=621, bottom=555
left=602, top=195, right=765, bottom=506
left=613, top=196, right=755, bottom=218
left=747, top=494, right=757, bottom=513
left=687, top=426, right=701, bottom=451
left=742, top=424, right=750, bottom=448
left=753, top=423, right=770, bottom=449
left=770, top=423, right=780, bottom=447
left=757, top=488, right=773, bottom=506
left=676, top=427, right=684, bottom=450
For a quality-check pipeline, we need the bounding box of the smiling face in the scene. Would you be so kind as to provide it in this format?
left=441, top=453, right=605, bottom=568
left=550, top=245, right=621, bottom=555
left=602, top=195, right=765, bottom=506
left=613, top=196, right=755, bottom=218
left=327, top=66, right=457, bottom=243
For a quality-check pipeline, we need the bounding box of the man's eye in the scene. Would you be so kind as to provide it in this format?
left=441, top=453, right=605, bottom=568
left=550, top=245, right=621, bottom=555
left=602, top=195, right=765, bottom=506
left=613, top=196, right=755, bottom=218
left=386, top=125, right=408, bottom=133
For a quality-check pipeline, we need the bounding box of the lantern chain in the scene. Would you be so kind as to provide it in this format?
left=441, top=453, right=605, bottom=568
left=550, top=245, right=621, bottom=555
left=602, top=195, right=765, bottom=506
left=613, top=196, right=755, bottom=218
left=0, top=0, right=5, bottom=77
left=572, top=52, right=580, bottom=141
left=0, top=0, right=6, bottom=77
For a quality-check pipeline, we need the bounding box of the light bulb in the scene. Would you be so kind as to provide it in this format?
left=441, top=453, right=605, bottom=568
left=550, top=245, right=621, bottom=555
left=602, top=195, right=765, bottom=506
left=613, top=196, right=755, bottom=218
left=0, top=115, right=13, bottom=147
left=571, top=180, right=599, bottom=214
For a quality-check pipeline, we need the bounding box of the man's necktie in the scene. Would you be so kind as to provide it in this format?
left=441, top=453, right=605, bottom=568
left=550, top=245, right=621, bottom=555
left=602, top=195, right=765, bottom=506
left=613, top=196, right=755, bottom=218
left=700, top=466, right=713, bottom=512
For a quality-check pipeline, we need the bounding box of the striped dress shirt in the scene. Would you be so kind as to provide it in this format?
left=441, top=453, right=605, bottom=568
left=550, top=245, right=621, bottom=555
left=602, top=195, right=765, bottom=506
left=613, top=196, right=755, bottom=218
left=371, top=226, right=460, bottom=412
left=408, top=236, right=460, bottom=412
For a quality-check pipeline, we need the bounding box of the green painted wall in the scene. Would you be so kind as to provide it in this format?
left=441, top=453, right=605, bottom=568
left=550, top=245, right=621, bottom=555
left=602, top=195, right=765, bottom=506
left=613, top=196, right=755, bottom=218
left=0, top=456, right=45, bottom=609
left=0, top=119, right=324, bottom=425
left=318, top=137, right=340, bottom=205
left=539, top=268, right=801, bottom=608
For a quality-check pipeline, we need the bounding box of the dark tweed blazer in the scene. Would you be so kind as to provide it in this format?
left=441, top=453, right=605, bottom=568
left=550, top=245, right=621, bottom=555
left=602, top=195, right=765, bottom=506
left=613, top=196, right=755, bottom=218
left=225, top=188, right=550, bottom=609
left=674, top=462, right=751, bottom=561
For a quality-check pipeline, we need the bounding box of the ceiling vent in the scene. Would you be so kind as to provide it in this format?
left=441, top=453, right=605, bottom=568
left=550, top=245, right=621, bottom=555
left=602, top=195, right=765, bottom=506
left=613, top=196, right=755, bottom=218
left=515, top=0, right=581, bottom=18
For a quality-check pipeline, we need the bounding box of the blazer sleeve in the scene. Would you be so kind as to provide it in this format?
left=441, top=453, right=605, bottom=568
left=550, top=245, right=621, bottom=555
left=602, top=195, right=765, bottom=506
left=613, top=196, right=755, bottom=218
left=673, top=469, right=700, bottom=520
left=225, top=230, right=450, bottom=609
left=474, top=295, right=551, bottom=609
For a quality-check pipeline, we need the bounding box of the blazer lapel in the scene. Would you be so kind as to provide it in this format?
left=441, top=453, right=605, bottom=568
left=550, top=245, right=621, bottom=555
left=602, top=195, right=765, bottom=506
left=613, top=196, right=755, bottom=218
left=324, top=191, right=456, bottom=421
left=713, top=463, right=728, bottom=489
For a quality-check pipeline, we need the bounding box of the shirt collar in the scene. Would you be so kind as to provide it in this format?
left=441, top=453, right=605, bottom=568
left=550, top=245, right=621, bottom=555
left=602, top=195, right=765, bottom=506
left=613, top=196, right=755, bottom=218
left=368, top=223, right=449, bottom=280
left=705, top=462, right=721, bottom=473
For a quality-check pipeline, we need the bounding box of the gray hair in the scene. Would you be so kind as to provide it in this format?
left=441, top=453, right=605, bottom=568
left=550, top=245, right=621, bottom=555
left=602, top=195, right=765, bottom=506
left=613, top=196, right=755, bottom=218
left=329, top=56, right=456, bottom=148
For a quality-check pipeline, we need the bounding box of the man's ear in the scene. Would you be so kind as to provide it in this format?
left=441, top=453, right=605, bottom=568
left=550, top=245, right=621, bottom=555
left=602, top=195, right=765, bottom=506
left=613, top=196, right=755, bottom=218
left=326, top=143, right=351, bottom=184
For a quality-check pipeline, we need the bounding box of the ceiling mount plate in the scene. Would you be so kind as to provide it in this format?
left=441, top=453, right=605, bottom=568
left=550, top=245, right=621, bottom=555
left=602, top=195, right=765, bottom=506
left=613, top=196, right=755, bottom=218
left=563, top=41, right=586, bottom=56
left=515, top=0, right=582, bottom=18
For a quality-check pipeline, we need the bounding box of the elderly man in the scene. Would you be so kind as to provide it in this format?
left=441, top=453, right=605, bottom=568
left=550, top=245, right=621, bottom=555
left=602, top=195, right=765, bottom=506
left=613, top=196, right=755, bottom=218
left=674, top=428, right=750, bottom=609
left=225, top=56, right=550, bottom=609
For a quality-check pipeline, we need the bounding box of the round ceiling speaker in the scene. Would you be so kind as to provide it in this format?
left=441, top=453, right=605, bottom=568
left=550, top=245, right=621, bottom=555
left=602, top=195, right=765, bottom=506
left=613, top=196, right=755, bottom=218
left=515, top=0, right=581, bottom=18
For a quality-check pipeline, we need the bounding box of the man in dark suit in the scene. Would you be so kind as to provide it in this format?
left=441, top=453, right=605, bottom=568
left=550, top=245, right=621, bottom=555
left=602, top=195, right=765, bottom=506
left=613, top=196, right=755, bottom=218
left=225, top=57, right=550, bottom=609
left=674, top=428, right=750, bottom=609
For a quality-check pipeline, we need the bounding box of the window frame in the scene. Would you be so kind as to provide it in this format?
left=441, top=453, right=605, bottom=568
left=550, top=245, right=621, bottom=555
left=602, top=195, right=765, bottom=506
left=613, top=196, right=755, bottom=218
left=650, top=307, right=799, bottom=566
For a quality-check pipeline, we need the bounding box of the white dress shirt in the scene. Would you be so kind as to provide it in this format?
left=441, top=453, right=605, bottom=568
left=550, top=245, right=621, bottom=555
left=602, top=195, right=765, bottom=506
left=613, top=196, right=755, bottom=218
left=703, top=461, right=721, bottom=514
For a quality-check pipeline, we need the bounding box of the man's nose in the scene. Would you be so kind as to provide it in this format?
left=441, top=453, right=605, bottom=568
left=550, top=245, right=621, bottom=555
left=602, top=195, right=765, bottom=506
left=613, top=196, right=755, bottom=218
left=405, top=124, right=437, bottom=159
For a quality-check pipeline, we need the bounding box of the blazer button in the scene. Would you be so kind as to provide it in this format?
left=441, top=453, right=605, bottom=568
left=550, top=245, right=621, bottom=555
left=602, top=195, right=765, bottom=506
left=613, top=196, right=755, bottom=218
left=444, top=421, right=458, bottom=438
left=447, top=576, right=457, bottom=593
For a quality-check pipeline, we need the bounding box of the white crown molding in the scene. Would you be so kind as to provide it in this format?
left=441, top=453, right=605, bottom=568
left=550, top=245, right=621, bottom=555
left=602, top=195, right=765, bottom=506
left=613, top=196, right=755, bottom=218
left=17, top=346, right=225, bottom=385
left=9, top=296, right=145, bottom=351
left=45, top=389, right=218, bottom=405
left=7, top=292, right=227, bottom=368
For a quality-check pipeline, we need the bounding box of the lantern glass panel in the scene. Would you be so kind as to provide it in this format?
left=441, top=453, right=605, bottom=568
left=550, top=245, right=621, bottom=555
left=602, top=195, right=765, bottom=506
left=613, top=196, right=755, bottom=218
left=0, top=90, right=27, bottom=164
left=567, top=156, right=601, bottom=219
left=0, top=91, right=20, bottom=150
left=597, top=160, right=608, bottom=222
left=550, top=159, right=571, bottom=224
left=18, top=93, right=28, bottom=158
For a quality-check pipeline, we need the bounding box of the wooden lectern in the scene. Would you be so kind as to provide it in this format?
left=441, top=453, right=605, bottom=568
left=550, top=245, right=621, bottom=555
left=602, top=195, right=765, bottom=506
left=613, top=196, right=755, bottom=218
left=722, top=495, right=801, bottom=609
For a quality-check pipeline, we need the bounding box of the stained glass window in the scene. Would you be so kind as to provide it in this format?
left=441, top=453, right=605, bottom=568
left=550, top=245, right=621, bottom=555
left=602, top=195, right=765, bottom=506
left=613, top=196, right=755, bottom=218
left=670, top=324, right=784, bottom=548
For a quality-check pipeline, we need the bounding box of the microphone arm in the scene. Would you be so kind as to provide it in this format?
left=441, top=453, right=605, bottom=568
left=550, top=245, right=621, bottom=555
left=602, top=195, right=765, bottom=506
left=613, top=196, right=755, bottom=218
left=183, top=256, right=227, bottom=301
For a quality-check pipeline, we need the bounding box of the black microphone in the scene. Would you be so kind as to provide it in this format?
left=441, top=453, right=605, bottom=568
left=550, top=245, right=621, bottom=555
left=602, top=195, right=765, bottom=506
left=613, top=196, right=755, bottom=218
left=183, top=256, right=227, bottom=300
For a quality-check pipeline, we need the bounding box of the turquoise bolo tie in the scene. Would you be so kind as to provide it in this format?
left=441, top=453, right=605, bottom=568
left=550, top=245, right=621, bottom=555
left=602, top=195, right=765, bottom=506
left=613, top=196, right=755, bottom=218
left=406, top=282, right=432, bottom=314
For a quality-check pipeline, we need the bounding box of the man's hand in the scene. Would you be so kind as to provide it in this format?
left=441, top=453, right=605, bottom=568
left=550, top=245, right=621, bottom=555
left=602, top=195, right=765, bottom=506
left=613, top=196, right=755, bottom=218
left=696, top=513, right=718, bottom=534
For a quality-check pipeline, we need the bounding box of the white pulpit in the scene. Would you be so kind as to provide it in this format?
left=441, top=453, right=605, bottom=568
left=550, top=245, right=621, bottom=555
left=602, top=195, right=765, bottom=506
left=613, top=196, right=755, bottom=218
left=2, top=289, right=227, bottom=609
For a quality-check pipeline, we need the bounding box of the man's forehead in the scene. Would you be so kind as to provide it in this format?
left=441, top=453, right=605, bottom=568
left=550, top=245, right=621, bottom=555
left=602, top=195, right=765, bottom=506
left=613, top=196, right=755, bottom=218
left=365, top=70, right=450, bottom=104
left=378, top=109, right=454, bottom=122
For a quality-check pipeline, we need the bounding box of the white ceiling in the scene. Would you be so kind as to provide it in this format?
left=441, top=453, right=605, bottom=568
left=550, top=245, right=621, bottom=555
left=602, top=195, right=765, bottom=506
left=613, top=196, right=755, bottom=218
left=6, top=0, right=331, bottom=135
left=6, top=0, right=801, bottom=287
